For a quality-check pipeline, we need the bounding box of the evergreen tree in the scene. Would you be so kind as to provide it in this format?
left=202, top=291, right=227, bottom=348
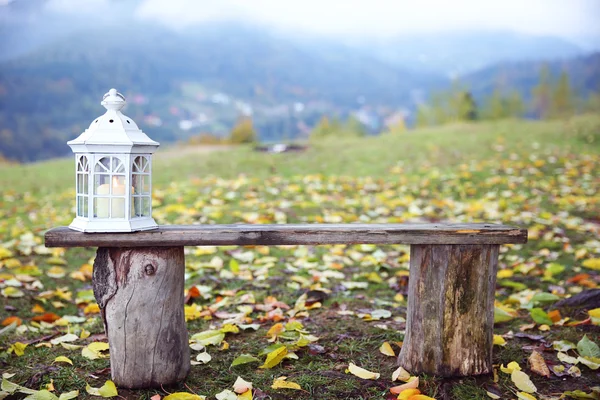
left=457, top=91, right=478, bottom=121
left=415, top=105, right=431, bottom=128
left=551, top=71, right=573, bottom=118
left=310, top=116, right=333, bottom=138
left=229, top=117, right=256, bottom=144
left=343, top=116, right=367, bottom=137
left=532, top=64, right=552, bottom=119
left=506, top=90, right=525, bottom=118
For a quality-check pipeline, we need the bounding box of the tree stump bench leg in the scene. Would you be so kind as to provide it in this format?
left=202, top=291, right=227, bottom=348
left=399, top=244, right=499, bottom=376
left=92, top=247, right=190, bottom=389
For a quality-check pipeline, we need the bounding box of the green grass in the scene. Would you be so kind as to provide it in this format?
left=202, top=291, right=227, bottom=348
left=1, top=115, right=599, bottom=399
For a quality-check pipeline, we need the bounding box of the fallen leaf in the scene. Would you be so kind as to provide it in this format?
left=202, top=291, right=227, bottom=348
left=32, top=313, right=61, bottom=323
left=516, top=392, right=537, bottom=400
left=1, top=316, right=22, bottom=326
left=347, top=362, right=380, bottom=380
left=392, top=366, right=411, bottom=382
left=232, top=376, right=253, bottom=394
left=163, top=393, right=206, bottom=400
left=53, top=356, right=73, bottom=365
left=493, top=335, right=506, bottom=346
left=397, top=388, right=420, bottom=400
left=231, top=354, right=261, bottom=367
left=577, top=334, right=600, bottom=358
left=85, top=380, right=118, bottom=397
left=81, top=342, right=109, bottom=360
left=500, top=361, right=521, bottom=374
left=379, top=341, right=395, bottom=356
left=390, top=377, right=419, bottom=394
left=58, top=390, right=79, bottom=400
left=511, top=370, right=537, bottom=393
left=8, top=342, right=27, bottom=356
left=528, top=351, right=550, bottom=377
left=260, top=346, right=288, bottom=369
left=215, top=389, right=237, bottom=400
left=271, top=377, right=302, bottom=390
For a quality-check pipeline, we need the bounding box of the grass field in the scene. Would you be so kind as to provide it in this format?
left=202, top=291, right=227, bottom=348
left=1, top=115, right=599, bottom=400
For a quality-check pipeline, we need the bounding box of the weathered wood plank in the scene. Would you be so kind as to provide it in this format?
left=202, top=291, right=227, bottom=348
left=399, top=244, right=499, bottom=376
left=45, top=223, right=527, bottom=247
left=93, top=247, right=190, bottom=388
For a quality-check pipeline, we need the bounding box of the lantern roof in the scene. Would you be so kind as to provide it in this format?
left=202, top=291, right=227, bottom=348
left=67, top=88, right=160, bottom=154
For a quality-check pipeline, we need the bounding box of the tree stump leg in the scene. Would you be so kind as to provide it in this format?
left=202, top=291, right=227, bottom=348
left=93, top=247, right=190, bottom=388
left=399, top=244, right=499, bottom=376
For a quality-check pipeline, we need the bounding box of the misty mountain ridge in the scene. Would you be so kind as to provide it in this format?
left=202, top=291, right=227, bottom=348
left=0, top=5, right=599, bottom=162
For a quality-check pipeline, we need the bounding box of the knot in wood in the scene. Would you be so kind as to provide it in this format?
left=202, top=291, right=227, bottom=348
left=144, top=264, right=156, bottom=276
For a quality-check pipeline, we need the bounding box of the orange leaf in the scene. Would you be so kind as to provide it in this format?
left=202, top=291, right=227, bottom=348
left=31, top=304, right=45, bottom=314
left=566, top=273, right=590, bottom=283
left=528, top=350, right=550, bottom=377
left=2, top=316, right=22, bottom=326
left=188, top=286, right=201, bottom=298
left=32, top=312, right=61, bottom=322
left=390, top=377, right=419, bottom=394
left=548, top=310, right=561, bottom=323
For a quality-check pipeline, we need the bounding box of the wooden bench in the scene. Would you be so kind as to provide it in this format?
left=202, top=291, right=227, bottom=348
left=45, top=223, right=527, bottom=389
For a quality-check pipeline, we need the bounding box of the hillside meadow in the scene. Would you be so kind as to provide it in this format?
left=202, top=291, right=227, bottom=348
left=0, top=115, right=599, bottom=400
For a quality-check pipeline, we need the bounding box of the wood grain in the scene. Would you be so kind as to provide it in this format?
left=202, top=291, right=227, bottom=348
left=45, top=223, right=527, bottom=247
left=399, top=244, right=499, bottom=376
left=93, top=247, right=190, bottom=388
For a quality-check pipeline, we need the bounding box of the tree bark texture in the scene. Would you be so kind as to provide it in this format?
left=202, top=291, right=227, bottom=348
left=92, top=247, right=190, bottom=388
left=399, top=244, right=499, bottom=376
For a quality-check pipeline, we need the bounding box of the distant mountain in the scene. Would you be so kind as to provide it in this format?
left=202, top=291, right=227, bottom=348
left=349, top=31, right=585, bottom=76
left=0, top=21, right=443, bottom=162
left=459, top=52, right=600, bottom=100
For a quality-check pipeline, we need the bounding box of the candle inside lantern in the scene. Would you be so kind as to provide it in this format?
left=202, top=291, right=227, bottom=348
left=96, top=176, right=126, bottom=218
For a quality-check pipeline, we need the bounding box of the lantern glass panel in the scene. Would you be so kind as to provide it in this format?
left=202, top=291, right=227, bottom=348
left=95, top=174, right=110, bottom=195
left=142, top=197, right=151, bottom=217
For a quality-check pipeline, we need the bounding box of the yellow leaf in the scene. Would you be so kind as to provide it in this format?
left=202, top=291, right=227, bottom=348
left=237, top=391, right=252, bottom=400
left=2, top=287, right=25, bottom=298
left=511, top=370, right=537, bottom=393
left=493, top=335, right=506, bottom=347
left=392, top=366, right=411, bottom=382
left=85, top=380, right=118, bottom=397
left=53, top=356, right=73, bottom=365
left=233, top=376, right=252, bottom=394
left=271, top=377, right=302, bottom=390
left=528, top=351, right=550, bottom=377
left=47, top=266, right=66, bottom=278
left=163, top=393, right=206, bottom=400
left=379, top=342, right=396, bottom=357
left=397, top=388, right=420, bottom=400
left=406, top=395, right=436, bottom=400
left=516, top=392, right=537, bottom=400
left=589, top=308, right=600, bottom=325
left=497, top=269, right=513, bottom=278
left=59, top=390, right=80, bottom=400
left=8, top=342, right=27, bottom=356
left=582, top=258, right=600, bottom=271
left=259, top=346, right=288, bottom=369
left=390, top=377, right=419, bottom=394
left=500, top=361, right=521, bottom=374
left=80, top=329, right=91, bottom=339
left=347, top=362, right=380, bottom=380
left=84, top=303, right=100, bottom=314
left=81, top=342, right=109, bottom=360
left=266, top=323, right=284, bottom=341
left=31, top=304, right=45, bottom=313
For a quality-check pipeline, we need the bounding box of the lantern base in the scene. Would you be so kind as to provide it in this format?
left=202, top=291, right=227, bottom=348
left=68, top=217, right=158, bottom=233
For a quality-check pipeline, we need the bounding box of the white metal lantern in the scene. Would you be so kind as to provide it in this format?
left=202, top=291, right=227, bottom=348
left=67, top=88, right=160, bottom=232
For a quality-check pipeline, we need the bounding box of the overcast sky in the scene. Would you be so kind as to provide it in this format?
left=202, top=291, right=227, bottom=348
left=37, top=0, right=600, bottom=39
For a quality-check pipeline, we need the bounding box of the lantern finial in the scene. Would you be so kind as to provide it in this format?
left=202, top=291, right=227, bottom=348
left=101, top=88, right=126, bottom=111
